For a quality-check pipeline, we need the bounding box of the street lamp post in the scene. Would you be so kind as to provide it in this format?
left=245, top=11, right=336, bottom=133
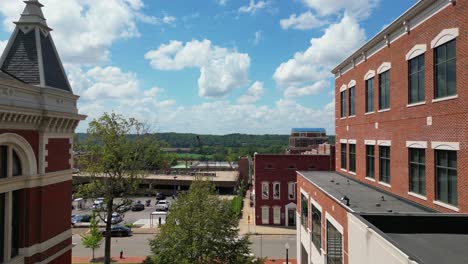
left=285, top=242, right=290, bottom=264
left=173, top=176, right=178, bottom=198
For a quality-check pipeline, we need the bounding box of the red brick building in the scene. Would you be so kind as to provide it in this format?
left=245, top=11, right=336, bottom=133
left=287, top=128, right=329, bottom=154
left=0, top=1, right=85, bottom=263
left=296, top=1, right=468, bottom=264
left=254, top=153, right=334, bottom=226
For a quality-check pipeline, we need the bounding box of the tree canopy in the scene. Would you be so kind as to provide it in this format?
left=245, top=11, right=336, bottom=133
left=145, top=179, right=261, bottom=264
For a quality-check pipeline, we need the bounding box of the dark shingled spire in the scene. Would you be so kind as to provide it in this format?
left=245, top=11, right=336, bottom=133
left=0, top=0, right=72, bottom=92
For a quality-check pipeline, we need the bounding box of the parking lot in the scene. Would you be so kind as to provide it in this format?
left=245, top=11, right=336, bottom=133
left=72, top=196, right=175, bottom=227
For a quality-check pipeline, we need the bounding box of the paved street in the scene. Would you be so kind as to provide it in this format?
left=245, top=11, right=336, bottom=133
left=250, top=234, right=296, bottom=259
left=72, top=234, right=154, bottom=257
left=72, top=233, right=296, bottom=259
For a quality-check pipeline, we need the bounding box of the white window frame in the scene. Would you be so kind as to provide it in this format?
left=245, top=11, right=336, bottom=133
left=261, top=182, right=269, bottom=200
left=273, top=182, right=280, bottom=200
left=288, top=182, right=296, bottom=200
left=261, top=206, right=269, bottom=224
left=0, top=145, right=21, bottom=262
left=273, top=206, right=281, bottom=224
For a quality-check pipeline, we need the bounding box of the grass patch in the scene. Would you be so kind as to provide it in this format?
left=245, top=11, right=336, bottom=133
left=231, top=196, right=243, bottom=217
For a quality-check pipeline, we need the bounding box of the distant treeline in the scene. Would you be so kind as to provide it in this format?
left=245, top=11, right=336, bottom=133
left=75, top=133, right=336, bottom=160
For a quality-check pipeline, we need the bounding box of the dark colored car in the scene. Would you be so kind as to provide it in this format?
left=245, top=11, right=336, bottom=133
left=131, top=202, right=145, bottom=211
left=71, top=214, right=91, bottom=226
left=156, top=192, right=166, bottom=201
left=101, top=225, right=132, bottom=237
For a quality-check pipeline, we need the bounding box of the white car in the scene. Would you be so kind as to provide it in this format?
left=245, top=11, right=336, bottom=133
left=92, top=197, right=105, bottom=209
left=155, top=200, right=170, bottom=211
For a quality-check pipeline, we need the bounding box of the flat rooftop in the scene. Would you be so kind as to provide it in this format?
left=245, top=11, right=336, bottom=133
left=360, top=214, right=468, bottom=264
left=298, top=171, right=431, bottom=213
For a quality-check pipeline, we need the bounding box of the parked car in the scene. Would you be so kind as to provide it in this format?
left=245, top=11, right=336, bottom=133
left=155, top=200, right=170, bottom=211
left=92, top=197, right=105, bottom=209
left=101, top=225, right=132, bottom=237
left=131, top=202, right=145, bottom=211
left=71, top=214, right=91, bottom=226
left=155, top=192, right=166, bottom=201
left=117, top=204, right=131, bottom=213
left=109, top=213, right=123, bottom=224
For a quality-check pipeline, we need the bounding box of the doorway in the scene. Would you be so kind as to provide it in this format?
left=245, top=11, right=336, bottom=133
left=287, top=208, right=296, bottom=227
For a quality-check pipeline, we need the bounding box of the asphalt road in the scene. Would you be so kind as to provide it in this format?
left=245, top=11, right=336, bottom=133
left=72, top=233, right=296, bottom=259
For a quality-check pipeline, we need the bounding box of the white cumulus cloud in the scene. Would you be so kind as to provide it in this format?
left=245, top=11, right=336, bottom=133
left=144, top=39, right=251, bottom=98
left=0, top=0, right=175, bottom=65
left=273, top=14, right=366, bottom=90
left=239, top=0, right=269, bottom=15
left=237, top=81, right=264, bottom=104
left=284, top=80, right=329, bottom=98
left=301, top=0, right=379, bottom=19
left=280, top=11, right=327, bottom=30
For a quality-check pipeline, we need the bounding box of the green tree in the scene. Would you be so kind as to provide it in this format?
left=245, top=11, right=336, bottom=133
left=77, top=113, right=158, bottom=264
left=146, top=179, right=260, bottom=264
left=81, top=212, right=103, bottom=261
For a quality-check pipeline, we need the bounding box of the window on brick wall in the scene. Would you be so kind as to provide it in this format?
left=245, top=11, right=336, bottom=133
left=261, top=182, right=269, bottom=200
left=273, top=182, right=280, bottom=200
left=434, top=40, right=456, bottom=99
left=311, top=204, right=322, bottom=251
left=409, top=54, right=425, bottom=104
left=379, top=71, right=390, bottom=110
left=300, top=193, right=308, bottom=228
left=435, top=150, right=457, bottom=205
left=366, top=145, right=375, bottom=179
left=379, top=146, right=391, bottom=184
left=288, top=182, right=296, bottom=200
left=327, top=220, right=343, bottom=264
left=349, top=86, right=355, bottom=116
left=340, top=90, right=346, bottom=117
left=349, top=144, right=356, bottom=173
left=409, top=148, right=426, bottom=195
left=341, top=144, right=347, bottom=170
left=366, top=78, right=374, bottom=113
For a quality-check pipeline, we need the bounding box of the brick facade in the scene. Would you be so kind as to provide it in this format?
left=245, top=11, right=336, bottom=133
left=254, top=153, right=335, bottom=226
left=335, top=2, right=467, bottom=213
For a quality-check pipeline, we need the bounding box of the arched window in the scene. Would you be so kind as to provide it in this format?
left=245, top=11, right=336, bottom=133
left=0, top=146, right=23, bottom=177
left=12, top=151, right=22, bottom=177
left=0, top=145, right=22, bottom=262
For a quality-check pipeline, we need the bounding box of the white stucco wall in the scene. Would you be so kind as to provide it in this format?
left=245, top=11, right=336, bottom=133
left=347, top=213, right=417, bottom=264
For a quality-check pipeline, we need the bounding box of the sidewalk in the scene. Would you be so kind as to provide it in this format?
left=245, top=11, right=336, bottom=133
left=239, top=190, right=296, bottom=236
left=72, top=256, right=296, bottom=264
left=72, top=256, right=146, bottom=263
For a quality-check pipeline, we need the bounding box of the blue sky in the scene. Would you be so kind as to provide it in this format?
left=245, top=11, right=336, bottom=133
left=0, top=0, right=416, bottom=135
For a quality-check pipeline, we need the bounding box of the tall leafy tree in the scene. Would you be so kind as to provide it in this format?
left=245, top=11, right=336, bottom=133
left=77, top=113, right=158, bottom=264
left=81, top=211, right=103, bottom=261
left=146, top=179, right=262, bottom=264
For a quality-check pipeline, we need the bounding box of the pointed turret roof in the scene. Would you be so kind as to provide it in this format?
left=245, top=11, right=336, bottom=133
left=0, top=0, right=72, bottom=92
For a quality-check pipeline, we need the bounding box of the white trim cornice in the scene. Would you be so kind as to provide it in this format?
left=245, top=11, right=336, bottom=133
left=364, top=140, right=376, bottom=145
left=19, top=229, right=72, bottom=258
left=431, top=28, right=459, bottom=48
left=348, top=80, right=356, bottom=88
left=0, top=170, right=72, bottom=194
left=339, top=84, right=347, bottom=92
left=406, top=44, right=427, bottom=60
